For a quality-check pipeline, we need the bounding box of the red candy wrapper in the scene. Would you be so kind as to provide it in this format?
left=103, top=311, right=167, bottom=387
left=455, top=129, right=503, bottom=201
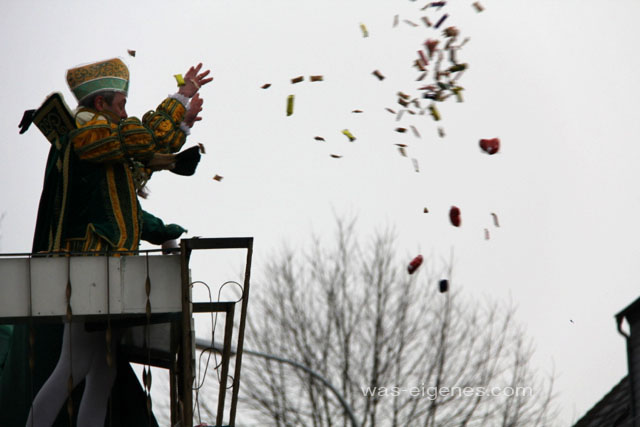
left=479, top=138, right=500, bottom=155
left=449, top=206, right=461, bottom=227
left=407, top=255, right=424, bottom=274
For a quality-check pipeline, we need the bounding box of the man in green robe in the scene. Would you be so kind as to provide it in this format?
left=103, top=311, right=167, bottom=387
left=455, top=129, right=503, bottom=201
left=0, top=58, right=211, bottom=426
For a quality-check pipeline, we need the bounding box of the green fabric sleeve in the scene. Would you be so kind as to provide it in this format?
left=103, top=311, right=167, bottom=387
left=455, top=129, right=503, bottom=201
left=140, top=210, right=186, bottom=245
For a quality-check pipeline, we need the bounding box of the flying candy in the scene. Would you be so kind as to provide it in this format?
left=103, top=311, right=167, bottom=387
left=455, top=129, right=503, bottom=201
left=342, top=129, right=356, bottom=141
left=360, top=23, right=369, bottom=37
left=434, top=14, right=448, bottom=29
left=372, top=70, right=386, bottom=80
left=479, top=138, right=500, bottom=154
left=449, top=206, right=461, bottom=227
left=174, top=74, right=185, bottom=87
left=428, top=104, right=441, bottom=121
left=286, top=95, right=294, bottom=116
left=491, top=212, right=500, bottom=227
left=407, top=255, right=424, bottom=274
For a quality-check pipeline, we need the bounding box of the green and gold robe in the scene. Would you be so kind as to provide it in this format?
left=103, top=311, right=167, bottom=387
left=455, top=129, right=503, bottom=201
left=0, top=94, right=188, bottom=426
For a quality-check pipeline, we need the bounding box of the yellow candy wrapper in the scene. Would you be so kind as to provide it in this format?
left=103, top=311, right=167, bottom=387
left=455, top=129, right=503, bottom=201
left=429, top=104, right=441, bottom=121
left=286, top=95, right=294, bottom=116
left=360, top=23, right=369, bottom=37
left=174, top=74, right=185, bottom=87
left=342, top=129, right=356, bottom=142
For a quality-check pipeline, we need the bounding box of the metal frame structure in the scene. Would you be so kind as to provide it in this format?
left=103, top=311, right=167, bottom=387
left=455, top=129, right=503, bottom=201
left=178, top=237, right=253, bottom=427
left=0, top=237, right=253, bottom=427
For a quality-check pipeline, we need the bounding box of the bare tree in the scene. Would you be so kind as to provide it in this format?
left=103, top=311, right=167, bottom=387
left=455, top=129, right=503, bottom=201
left=237, top=218, right=556, bottom=427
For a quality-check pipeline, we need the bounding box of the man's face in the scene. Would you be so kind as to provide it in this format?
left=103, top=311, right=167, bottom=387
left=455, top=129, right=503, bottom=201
left=97, top=92, right=128, bottom=119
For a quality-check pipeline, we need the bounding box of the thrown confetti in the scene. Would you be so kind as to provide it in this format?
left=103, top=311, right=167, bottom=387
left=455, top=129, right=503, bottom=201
left=386, top=107, right=396, bottom=114
left=330, top=154, right=343, bottom=159
left=261, top=83, right=271, bottom=89
left=479, top=138, right=500, bottom=154
left=428, top=104, right=441, bottom=121
left=372, top=70, right=385, bottom=80
left=393, top=15, right=399, bottom=27
left=127, top=49, right=136, bottom=57
left=291, top=76, right=304, bottom=84
left=352, top=109, right=363, bottom=113
left=423, top=207, right=429, bottom=213
left=404, top=19, right=419, bottom=27
left=438, top=127, right=446, bottom=137
left=421, top=16, right=432, bottom=27
left=443, top=26, right=459, bottom=38
left=314, top=136, right=325, bottom=142
left=449, top=63, right=468, bottom=73
left=449, top=206, right=461, bottom=227
left=213, top=175, right=223, bottom=181
left=174, top=74, right=185, bottom=87
left=407, top=255, right=424, bottom=274
left=439, top=279, right=449, bottom=293
left=452, top=86, right=464, bottom=102
left=418, top=50, right=429, bottom=66
left=398, top=146, right=407, bottom=157
left=310, top=75, right=324, bottom=82
left=425, top=39, right=439, bottom=57
left=410, top=125, right=421, bottom=138
left=286, top=95, right=294, bottom=116
left=473, top=2, right=484, bottom=12
left=412, top=158, right=420, bottom=172
left=360, top=23, right=369, bottom=37
left=491, top=212, right=500, bottom=227
left=197, top=143, right=206, bottom=154
left=435, top=14, right=448, bottom=29
left=342, top=129, right=356, bottom=141
left=395, top=127, right=407, bottom=133
left=484, top=228, right=490, bottom=240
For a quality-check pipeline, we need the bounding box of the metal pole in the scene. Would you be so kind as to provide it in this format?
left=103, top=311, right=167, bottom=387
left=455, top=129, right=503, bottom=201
left=195, top=339, right=361, bottom=427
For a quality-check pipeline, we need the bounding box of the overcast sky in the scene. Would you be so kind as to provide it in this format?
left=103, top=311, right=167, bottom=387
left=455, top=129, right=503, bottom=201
left=2, top=0, right=640, bottom=425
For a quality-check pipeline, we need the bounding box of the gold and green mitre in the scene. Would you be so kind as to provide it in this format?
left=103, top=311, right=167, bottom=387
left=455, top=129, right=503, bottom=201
left=66, top=57, right=130, bottom=102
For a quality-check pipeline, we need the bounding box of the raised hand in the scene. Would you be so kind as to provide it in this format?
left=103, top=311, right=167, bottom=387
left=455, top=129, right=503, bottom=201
left=178, top=63, right=213, bottom=98
left=184, top=93, right=204, bottom=128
